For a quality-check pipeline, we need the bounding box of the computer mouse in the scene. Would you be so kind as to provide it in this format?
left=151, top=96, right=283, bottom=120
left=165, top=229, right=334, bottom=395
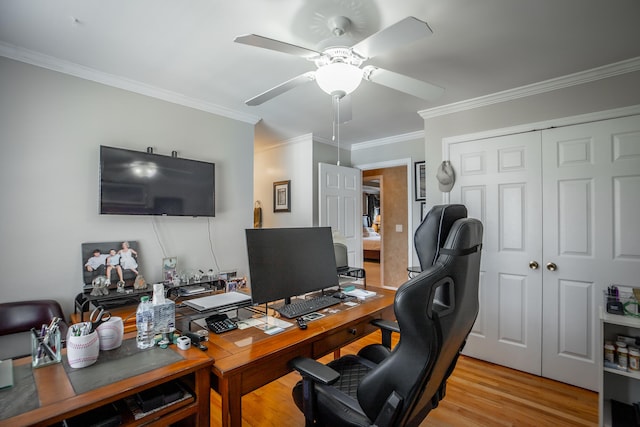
left=296, top=317, right=308, bottom=329
left=333, top=291, right=346, bottom=299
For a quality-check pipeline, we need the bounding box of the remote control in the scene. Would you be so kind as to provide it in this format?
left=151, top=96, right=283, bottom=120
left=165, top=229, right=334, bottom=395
left=296, top=317, right=308, bottom=330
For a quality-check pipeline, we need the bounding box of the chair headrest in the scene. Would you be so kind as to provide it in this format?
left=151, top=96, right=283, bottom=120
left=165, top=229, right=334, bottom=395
left=414, top=204, right=467, bottom=270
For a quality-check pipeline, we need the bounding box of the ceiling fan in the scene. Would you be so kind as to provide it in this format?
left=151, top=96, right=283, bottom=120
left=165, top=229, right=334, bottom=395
left=235, top=16, right=444, bottom=107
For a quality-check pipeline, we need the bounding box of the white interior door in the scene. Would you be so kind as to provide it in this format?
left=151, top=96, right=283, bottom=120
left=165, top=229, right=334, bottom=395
left=448, top=132, right=543, bottom=375
left=319, top=163, right=362, bottom=267
left=448, top=114, right=640, bottom=391
left=541, top=115, right=640, bottom=390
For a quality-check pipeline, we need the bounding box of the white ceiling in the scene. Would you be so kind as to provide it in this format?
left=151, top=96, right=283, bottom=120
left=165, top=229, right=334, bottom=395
left=1, top=0, right=640, bottom=149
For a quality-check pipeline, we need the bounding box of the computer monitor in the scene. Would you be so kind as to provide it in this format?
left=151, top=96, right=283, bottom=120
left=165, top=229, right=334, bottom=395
left=246, top=227, right=339, bottom=305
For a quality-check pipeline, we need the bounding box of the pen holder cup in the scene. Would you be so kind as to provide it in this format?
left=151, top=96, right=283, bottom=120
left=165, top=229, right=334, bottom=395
left=66, top=329, right=100, bottom=369
left=31, top=328, right=62, bottom=368
left=96, top=316, right=124, bottom=351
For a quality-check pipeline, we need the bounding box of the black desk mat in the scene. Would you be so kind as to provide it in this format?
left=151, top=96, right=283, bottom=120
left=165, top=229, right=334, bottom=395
left=63, top=339, right=183, bottom=394
left=0, top=363, right=38, bottom=420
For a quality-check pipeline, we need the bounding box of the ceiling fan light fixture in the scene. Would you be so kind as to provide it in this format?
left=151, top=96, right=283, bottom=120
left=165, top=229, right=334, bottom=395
left=315, top=62, right=363, bottom=96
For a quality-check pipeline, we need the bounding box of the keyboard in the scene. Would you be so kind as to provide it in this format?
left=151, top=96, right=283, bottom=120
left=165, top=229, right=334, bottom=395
left=275, top=295, right=340, bottom=319
left=205, top=314, right=238, bottom=334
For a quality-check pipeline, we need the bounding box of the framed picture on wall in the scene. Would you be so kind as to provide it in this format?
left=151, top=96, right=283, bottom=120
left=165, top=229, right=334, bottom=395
left=273, top=180, right=291, bottom=212
left=414, top=161, right=426, bottom=201
left=420, top=202, right=427, bottom=220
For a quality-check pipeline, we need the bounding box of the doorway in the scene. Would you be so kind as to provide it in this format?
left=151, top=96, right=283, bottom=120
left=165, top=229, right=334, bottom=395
left=362, top=176, right=382, bottom=286
left=361, top=163, right=410, bottom=288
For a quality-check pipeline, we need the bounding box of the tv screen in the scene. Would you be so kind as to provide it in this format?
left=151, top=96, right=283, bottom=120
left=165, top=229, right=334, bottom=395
left=246, top=227, right=339, bottom=305
left=100, top=146, right=215, bottom=217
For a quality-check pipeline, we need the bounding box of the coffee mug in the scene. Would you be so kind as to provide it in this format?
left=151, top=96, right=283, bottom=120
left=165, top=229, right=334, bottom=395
left=96, top=316, right=124, bottom=351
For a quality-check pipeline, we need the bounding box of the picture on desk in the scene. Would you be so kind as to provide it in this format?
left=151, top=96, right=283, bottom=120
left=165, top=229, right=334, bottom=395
left=163, top=257, right=178, bottom=282
left=81, top=240, right=141, bottom=288
left=225, top=276, right=247, bottom=292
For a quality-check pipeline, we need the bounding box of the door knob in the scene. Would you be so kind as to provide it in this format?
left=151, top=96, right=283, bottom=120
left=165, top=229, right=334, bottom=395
left=546, top=262, right=557, bottom=271
left=529, top=261, right=539, bottom=270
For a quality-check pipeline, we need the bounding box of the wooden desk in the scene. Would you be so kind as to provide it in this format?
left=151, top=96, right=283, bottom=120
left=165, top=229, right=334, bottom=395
left=0, top=333, right=213, bottom=426
left=201, top=288, right=395, bottom=427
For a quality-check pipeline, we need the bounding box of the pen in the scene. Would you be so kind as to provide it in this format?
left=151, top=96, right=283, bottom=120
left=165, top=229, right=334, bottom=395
left=40, top=340, right=56, bottom=360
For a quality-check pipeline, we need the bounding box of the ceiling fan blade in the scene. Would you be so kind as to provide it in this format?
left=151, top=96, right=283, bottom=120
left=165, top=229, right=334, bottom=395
left=332, top=94, right=352, bottom=124
left=351, top=17, right=433, bottom=59
left=363, top=66, right=444, bottom=101
left=245, top=72, right=316, bottom=106
left=234, top=34, right=321, bottom=59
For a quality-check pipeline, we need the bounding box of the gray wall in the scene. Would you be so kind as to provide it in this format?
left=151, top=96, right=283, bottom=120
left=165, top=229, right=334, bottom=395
left=254, top=134, right=314, bottom=228
left=423, top=71, right=640, bottom=206
left=0, top=57, right=255, bottom=314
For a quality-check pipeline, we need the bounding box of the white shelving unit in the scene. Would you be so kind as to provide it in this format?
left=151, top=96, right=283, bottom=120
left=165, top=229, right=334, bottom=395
left=600, top=308, right=640, bottom=426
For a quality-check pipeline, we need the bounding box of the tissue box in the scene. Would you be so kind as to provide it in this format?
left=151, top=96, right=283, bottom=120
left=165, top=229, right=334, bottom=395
left=153, top=300, right=175, bottom=334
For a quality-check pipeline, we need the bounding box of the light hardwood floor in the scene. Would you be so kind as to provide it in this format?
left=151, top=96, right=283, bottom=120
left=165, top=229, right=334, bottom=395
left=209, top=330, right=598, bottom=426
left=364, top=260, right=381, bottom=287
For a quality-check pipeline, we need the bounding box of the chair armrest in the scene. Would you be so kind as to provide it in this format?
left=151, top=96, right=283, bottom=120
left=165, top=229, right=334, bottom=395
left=290, top=357, right=340, bottom=385
left=371, top=319, right=400, bottom=333
left=371, top=319, right=400, bottom=349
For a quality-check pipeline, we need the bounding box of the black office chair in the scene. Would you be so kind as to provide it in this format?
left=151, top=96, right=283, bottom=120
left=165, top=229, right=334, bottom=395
left=414, top=204, right=467, bottom=271
left=290, top=217, right=483, bottom=427
left=385, top=204, right=470, bottom=349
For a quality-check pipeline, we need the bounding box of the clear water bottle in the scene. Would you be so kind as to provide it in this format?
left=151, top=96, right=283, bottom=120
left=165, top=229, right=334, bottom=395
left=136, top=295, right=155, bottom=349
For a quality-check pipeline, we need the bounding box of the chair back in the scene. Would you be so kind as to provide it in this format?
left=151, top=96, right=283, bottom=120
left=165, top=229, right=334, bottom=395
left=414, top=204, right=467, bottom=270
left=358, top=218, right=483, bottom=426
left=333, top=243, right=348, bottom=270
left=0, top=299, right=67, bottom=359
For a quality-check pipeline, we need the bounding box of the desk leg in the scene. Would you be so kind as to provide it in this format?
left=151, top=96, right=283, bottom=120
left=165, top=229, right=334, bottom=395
left=220, top=376, right=243, bottom=427
left=195, top=367, right=210, bottom=426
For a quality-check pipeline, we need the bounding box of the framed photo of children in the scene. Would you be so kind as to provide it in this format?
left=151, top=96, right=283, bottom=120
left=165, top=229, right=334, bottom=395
left=414, top=161, right=426, bottom=201
left=273, top=180, right=291, bottom=212
left=163, top=257, right=178, bottom=282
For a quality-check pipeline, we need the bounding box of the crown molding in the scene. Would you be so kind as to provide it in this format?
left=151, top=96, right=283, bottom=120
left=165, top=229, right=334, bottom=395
left=419, top=56, right=640, bottom=120
left=442, top=104, right=640, bottom=146
left=0, top=42, right=261, bottom=125
left=350, top=130, right=424, bottom=151
left=255, top=133, right=313, bottom=153
left=314, top=129, right=424, bottom=150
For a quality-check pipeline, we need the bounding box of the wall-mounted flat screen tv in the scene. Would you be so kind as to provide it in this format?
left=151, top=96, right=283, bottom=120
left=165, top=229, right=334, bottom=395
left=100, top=145, right=215, bottom=217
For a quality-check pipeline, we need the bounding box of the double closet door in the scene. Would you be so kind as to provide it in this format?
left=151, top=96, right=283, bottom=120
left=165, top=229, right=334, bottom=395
left=447, top=114, right=640, bottom=391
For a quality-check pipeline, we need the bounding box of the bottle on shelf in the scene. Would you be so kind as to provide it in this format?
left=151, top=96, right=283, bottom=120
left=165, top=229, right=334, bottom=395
left=629, top=347, right=640, bottom=371
left=604, top=341, right=616, bottom=364
left=617, top=343, right=629, bottom=371
left=136, top=296, right=155, bottom=349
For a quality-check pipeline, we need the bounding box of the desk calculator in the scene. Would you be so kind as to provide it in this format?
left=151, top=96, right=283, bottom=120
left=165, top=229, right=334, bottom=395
left=205, top=314, right=238, bottom=334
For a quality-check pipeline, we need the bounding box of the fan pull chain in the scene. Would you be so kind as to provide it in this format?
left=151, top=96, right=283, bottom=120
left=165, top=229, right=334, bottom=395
left=332, top=94, right=341, bottom=166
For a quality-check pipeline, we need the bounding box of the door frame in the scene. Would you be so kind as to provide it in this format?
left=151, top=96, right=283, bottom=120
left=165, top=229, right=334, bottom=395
left=354, top=158, right=413, bottom=284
